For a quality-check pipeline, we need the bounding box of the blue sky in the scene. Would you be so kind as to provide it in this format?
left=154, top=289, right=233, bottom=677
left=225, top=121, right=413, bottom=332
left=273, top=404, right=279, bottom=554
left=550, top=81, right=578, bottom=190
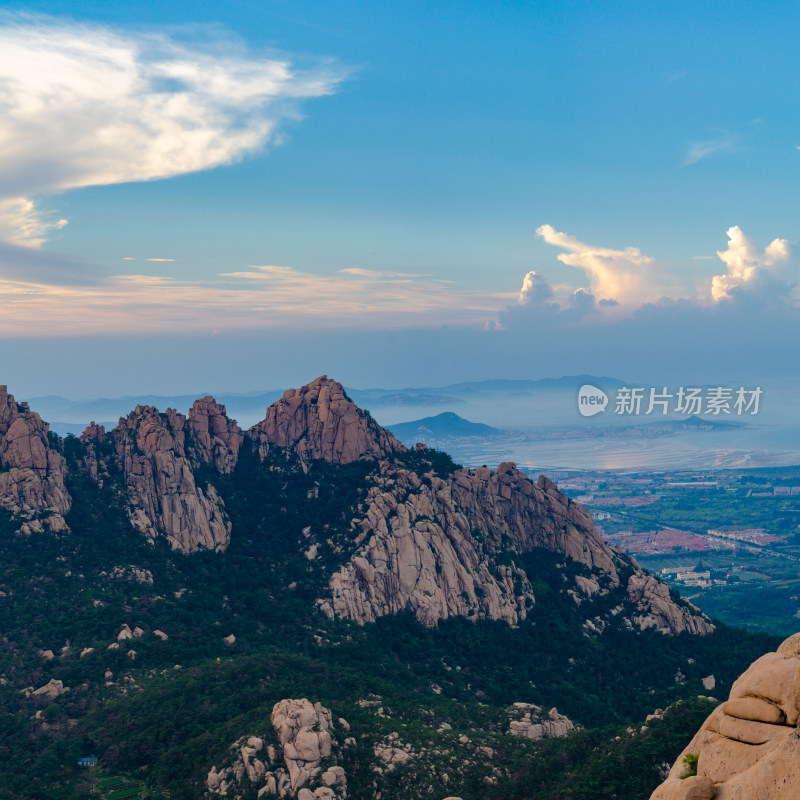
left=2, top=1, right=800, bottom=396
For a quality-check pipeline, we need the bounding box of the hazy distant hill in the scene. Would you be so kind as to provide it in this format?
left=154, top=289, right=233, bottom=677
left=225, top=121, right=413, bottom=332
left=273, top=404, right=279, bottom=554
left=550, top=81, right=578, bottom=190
left=32, top=375, right=627, bottom=436
left=29, top=389, right=284, bottom=434
left=389, top=411, right=500, bottom=444
left=437, top=375, right=627, bottom=395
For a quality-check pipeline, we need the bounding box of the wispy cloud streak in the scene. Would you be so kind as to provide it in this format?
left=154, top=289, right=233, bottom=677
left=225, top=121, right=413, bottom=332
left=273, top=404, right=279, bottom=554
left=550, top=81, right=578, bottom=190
left=0, top=265, right=508, bottom=335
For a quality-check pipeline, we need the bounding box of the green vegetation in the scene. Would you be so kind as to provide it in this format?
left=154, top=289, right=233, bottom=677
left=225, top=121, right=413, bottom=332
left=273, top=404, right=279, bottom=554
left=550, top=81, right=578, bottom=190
left=680, top=752, right=699, bottom=779
left=395, top=446, right=463, bottom=476
left=0, top=442, right=782, bottom=799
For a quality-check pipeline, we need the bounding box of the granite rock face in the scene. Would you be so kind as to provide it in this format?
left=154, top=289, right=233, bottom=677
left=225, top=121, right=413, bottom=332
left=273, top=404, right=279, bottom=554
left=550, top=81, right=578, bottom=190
left=271, top=699, right=335, bottom=792
left=0, top=377, right=715, bottom=639
left=506, top=703, right=577, bottom=740
left=651, top=632, right=800, bottom=799
left=249, top=375, right=406, bottom=465
left=109, top=405, right=232, bottom=553
left=206, top=699, right=348, bottom=799
left=188, top=396, right=242, bottom=474
left=627, top=573, right=713, bottom=637
left=317, top=461, right=712, bottom=635
left=0, top=385, right=70, bottom=533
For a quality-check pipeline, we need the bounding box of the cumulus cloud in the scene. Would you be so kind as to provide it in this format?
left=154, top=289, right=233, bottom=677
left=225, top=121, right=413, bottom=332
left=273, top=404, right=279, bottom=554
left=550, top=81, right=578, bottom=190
left=0, top=13, right=346, bottom=245
left=518, top=270, right=554, bottom=305
left=535, top=224, right=662, bottom=307
left=711, top=226, right=795, bottom=302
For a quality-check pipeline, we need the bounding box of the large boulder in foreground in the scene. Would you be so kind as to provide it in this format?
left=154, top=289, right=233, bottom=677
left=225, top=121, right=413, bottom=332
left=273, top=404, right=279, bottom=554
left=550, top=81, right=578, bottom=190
left=651, top=632, right=800, bottom=799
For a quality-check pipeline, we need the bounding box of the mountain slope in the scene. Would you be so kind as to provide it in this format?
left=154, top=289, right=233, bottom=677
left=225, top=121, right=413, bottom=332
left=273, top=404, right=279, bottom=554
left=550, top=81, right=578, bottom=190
left=0, top=377, right=785, bottom=800
left=388, top=411, right=500, bottom=443
left=0, top=376, right=711, bottom=636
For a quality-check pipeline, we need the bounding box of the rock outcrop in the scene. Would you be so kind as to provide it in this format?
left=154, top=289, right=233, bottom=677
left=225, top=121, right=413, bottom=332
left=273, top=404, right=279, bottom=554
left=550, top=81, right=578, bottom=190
left=318, top=460, right=712, bottom=634
left=627, top=573, right=712, bottom=637
left=651, top=632, right=800, bottom=799
left=207, top=699, right=348, bottom=799
left=29, top=678, right=69, bottom=700
left=0, top=377, right=714, bottom=638
left=110, top=405, right=231, bottom=553
left=188, top=396, right=242, bottom=474
left=249, top=376, right=406, bottom=465
left=0, top=385, right=70, bottom=533
left=506, top=703, right=577, bottom=740
left=271, top=699, right=335, bottom=792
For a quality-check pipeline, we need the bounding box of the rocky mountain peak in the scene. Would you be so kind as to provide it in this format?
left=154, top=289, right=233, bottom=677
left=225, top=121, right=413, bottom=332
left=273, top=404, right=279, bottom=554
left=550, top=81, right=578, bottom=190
left=0, top=385, right=71, bottom=533
left=188, top=396, right=242, bottom=474
left=249, top=375, right=406, bottom=465
left=110, top=403, right=231, bottom=553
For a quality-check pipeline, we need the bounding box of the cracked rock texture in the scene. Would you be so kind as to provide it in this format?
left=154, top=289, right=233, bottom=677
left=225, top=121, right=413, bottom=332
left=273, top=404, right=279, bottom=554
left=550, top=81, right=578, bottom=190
left=188, top=396, right=242, bottom=474
left=249, top=375, right=406, bottom=465
left=0, top=385, right=70, bottom=533
left=506, top=703, right=577, bottom=740
left=627, top=573, right=713, bottom=636
left=1, top=377, right=714, bottom=638
left=207, top=699, right=347, bottom=799
left=108, top=405, right=231, bottom=553
left=317, top=461, right=711, bottom=634
left=651, top=632, right=800, bottom=799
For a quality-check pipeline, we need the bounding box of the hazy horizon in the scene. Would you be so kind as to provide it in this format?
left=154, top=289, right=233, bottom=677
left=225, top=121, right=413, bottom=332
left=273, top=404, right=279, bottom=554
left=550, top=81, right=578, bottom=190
left=3, top=2, right=800, bottom=407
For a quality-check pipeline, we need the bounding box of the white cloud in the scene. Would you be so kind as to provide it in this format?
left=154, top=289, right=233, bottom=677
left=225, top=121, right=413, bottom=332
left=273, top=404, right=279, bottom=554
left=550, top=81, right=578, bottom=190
left=518, top=270, right=554, bottom=305
left=536, top=224, right=662, bottom=307
left=683, top=136, right=736, bottom=166
left=711, top=226, right=794, bottom=301
left=338, top=268, right=432, bottom=278
left=0, top=262, right=508, bottom=335
left=0, top=13, right=346, bottom=245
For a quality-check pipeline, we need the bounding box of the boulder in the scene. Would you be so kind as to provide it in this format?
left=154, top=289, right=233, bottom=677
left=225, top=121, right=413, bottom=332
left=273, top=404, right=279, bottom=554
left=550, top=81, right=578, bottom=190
left=271, top=698, right=334, bottom=791
left=651, top=632, right=800, bottom=799
left=31, top=679, right=68, bottom=700
left=506, top=703, right=577, bottom=740
left=205, top=705, right=345, bottom=800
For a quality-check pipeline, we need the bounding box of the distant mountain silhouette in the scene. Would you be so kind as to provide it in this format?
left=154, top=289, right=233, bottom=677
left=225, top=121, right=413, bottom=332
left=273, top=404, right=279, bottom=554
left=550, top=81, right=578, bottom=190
left=389, top=411, right=500, bottom=443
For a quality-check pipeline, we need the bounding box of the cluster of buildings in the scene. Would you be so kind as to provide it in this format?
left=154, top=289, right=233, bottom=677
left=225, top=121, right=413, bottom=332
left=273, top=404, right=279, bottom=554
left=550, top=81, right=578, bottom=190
left=747, top=486, right=800, bottom=497
left=660, top=565, right=714, bottom=587
left=707, top=528, right=783, bottom=545
left=600, top=528, right=718, bottom=555
left=598, top=525, right=784, bottom=557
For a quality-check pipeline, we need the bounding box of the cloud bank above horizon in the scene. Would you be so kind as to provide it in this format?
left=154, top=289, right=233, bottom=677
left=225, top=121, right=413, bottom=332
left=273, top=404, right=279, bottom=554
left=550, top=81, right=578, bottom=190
left=1, top=15, right=798, bottom=343
left=0, top=223, right=796, bottom=336
left=0, top=13, right=346, bottom=246
left=511, top=224, right=799, bottom=322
